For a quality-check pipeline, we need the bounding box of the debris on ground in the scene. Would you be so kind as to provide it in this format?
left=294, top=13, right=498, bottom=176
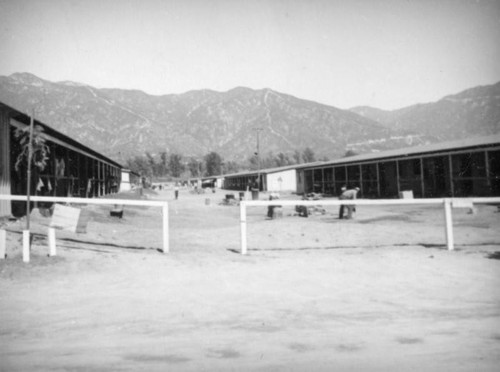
left=294, top=193, right=326, bottom=217
left=190, top=187, right=206, bottom=194
left=220, top=193, right=239, bottom=206
left=304, top=192, right=322, bottom=200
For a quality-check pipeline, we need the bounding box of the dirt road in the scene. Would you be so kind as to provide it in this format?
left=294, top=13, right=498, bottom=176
left=1, top=189, right=499, bottom=371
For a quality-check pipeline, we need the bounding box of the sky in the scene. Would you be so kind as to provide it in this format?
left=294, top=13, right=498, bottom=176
left=0, top=0, right=499, bottom=110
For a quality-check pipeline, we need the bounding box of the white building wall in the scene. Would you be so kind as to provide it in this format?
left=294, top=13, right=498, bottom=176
left=266, top=170, right=296, bottom=192
left=120, top=170, right=131, bottom=191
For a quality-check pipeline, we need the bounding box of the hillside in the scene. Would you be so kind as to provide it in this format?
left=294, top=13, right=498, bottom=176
left=0, top=73, right=427, bottom=164
left=2, top=74, right=498, bottom=165
left=350, top=82, right=500, bottom=141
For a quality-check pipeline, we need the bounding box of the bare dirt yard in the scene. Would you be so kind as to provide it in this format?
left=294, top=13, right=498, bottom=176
left=1, top=188, right=500, bottom=371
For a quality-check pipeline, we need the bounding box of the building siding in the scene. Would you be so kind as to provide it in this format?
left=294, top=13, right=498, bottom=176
left=300, top=137, right=500, bottom=198
left=267, top=170, right=296, bottom=192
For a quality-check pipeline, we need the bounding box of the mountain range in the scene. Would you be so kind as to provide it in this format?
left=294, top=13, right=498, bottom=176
left=350, top=82, right=500, bottom=142
left=0, top=72, right=498, bottom=165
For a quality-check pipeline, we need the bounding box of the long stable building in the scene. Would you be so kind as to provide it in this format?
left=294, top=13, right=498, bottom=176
left=1, top=102, right=123, bottom=217
left=222, top=163, right=317, bottom=192
left=220, top=135, right=500, bottom=198
left=298, top=135, right=500, bottom=198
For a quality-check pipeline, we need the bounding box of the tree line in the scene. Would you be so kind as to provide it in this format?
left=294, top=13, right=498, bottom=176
left=125, top=147, right=320, bottom=180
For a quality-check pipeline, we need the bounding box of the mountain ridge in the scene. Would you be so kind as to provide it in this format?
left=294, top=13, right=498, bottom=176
left=350, top=81, right=500, bottom=142
left=1, top=72, right=498, bottom=164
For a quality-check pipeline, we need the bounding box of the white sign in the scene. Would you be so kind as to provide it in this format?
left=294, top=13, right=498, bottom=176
left=50, top=204, right=89, bottom=233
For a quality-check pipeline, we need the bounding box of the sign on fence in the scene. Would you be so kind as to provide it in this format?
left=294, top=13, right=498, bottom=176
left=50, top=204, right=90, bottom=233
left=399, top=190, right=414, bottom=199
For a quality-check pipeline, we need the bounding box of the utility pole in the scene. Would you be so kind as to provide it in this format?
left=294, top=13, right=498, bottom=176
left=253, top=128, right=263, bottom=189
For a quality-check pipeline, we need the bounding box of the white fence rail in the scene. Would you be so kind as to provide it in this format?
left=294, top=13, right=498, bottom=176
left=0, top=194, right=169, bottom=262
left=239, top=197, right=500, bottom=255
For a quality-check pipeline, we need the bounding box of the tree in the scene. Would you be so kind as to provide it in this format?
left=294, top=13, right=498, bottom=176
left=169, top=153, right=185, bottom=178
left=204, top=152, right=223, bottom=176
left=275, top=152, right=291, bottom=167
left=344, top=149, right=358, bottom=157
left=302, top=147, right=316, bottom=163
left=293, top=150, right=302, bottom=164
left=187, top=157, right=202, bottom=177
left=14, top=124, right=50, bottom=173
left=248, top=154, right=259, bottom=171
left=126, top=155, right=153, bottom=178
left=224, top=160, right=240, bottom=174
left=260, top=151, right=275, bottom=169
left=14, top=123, right=51, bottom=227
left=159, top=151, right=169, bottom=176
left=145, top=152, right=162, bottom=177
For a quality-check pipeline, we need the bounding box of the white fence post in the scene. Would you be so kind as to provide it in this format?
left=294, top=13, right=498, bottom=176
left=48, top=227, right=57, bottom=256
left=162, top=205, right=169, bottom=253
left=0, top=229, right=6, bottom=259
left=22, top=230, right=30, bottom=262
left=443, top=199, right=454, bottom=251
left=240, top=202, right=247, bottom=255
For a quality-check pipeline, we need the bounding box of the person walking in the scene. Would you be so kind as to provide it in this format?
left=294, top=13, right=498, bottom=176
left=339, top=187, right=360, bottom=219
left=174, top=183, right=179, bottom=200
left=338, top=186, right=347, bottom=219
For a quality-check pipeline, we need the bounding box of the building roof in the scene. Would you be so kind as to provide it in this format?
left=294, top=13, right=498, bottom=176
left=1, top=101, right=123, bottom=168
left=122, top=168, right=140, bottom=177
left=223, top=161, right=324, bottom=179
left=310, top=134, right=500, bottom=168
left=221, top=134, right=500, bottom=178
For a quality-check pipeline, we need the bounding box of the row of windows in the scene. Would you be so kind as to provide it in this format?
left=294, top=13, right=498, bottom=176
left=302, top=150, right=500, bottom=198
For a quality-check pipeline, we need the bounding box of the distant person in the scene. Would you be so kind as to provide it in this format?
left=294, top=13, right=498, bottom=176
left=338, top=186, right=347, bottom=219
left=174, top=183, right=179, bottom=200
left=295, top=194, right=311, bottom=217
left=339, top=187, right=360, bottom=220
left=267, top=193, right=280, bottom=219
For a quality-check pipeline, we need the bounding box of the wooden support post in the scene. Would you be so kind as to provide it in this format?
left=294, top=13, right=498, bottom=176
left=22, top=230, right=30, bottom=263
left=240, top=202, right=247, bottom=255
left=444, top=199, right=454, bottom=251
left=162, top=205, right=169, bottom=253
left=396, top=160, right=401, bottom=195
left=420, top=157, right=425, bottom=198
left=448, top=155, right=454, bottom=197
left=358, top=164, right=362, bottom=194
left=48, top=227, right=56, bottom=256
left=0, top=229, right=6, bottom=259
left=376, top=163, right=381, bottom=198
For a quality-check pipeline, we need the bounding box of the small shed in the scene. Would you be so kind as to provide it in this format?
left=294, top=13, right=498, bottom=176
left=120, top=169, right=140, bottom=192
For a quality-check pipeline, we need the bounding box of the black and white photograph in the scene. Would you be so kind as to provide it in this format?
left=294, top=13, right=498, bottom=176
left=1, top=0, right=499, bottom=371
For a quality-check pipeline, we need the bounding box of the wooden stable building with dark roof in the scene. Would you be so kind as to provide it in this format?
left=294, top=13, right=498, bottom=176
left=297, top=135, right=500, bottom=198
left=0, top=102, right=123, bottom=218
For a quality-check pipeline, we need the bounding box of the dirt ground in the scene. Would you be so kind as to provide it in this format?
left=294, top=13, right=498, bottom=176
left=1, top=188, right=500, bottom=371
